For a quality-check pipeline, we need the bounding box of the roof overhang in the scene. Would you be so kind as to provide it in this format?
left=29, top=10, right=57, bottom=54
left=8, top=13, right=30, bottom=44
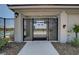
left=7, top=4, right=79, bottom=17
left=8, top=4, right=79, bottom=9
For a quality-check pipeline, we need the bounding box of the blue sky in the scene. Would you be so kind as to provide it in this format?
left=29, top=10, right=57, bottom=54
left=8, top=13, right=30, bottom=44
left=0, top=4, right=14, bottom=18
left=0, top=4, right=14, bottom=28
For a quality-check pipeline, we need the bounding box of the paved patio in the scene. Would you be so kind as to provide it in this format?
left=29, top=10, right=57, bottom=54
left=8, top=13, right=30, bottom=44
left=18, top=41, right=59, bottom=55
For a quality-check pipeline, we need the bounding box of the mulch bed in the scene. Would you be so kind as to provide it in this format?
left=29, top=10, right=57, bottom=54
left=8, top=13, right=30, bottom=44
left=0, top=42, right=26, bottom=55
left=52, top=42, right=79, bottom=55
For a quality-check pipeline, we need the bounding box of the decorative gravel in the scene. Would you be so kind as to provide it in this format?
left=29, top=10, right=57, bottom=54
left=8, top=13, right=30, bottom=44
left=0, top=42, right=26, bottom=55
left=52, top=42, right=79, bottom=55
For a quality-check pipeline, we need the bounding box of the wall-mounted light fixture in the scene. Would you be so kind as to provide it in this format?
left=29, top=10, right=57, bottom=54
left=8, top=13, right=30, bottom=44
left=15, top=12, right=19, bottom=18
left=63, top=24, right=66, bottom=29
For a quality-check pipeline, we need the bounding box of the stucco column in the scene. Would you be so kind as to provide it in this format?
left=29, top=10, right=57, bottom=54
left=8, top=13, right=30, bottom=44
left=59, top=11, right=67, bottom=43
left=14, top=13, right=23, bottom=42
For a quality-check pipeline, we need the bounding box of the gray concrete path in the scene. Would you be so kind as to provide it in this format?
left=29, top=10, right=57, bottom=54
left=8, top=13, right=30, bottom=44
left=18, top=41, right=59, bottom=55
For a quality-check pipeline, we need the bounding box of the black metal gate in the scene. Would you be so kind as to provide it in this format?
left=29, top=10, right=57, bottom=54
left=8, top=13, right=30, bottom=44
left=23, top=17, right=58, bottom=41
left=48, top=17, right=58, bottom=41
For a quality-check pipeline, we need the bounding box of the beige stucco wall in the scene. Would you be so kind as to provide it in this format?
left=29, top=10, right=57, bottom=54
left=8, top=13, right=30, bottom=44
left=14, top=13, right=23, bottom=42
left=59, top=11, right=67, bottom=43
left=14, top=8, right=79, bottom=43
left=67, top=13, right=79, bottom=42
left=14, top=8, right=68, bottom=43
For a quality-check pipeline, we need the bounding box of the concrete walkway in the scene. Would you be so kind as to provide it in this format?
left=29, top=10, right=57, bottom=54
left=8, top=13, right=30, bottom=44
left=18, top=41, right=59, bottom=55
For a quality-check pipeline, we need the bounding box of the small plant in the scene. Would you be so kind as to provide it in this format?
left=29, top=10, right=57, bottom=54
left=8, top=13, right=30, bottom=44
left=71, top=38, right=79, bottom=47
left=0, top=38, right=9, bottom=49
left=70, top=24, right=79, bottom=47
left=73, top=25, right=79, bottom=39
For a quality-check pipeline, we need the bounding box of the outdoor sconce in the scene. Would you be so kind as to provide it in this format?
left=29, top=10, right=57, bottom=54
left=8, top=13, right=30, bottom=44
left=15, top=12, right=19, bottom=18
left=63, top=24, right=66, bottom=29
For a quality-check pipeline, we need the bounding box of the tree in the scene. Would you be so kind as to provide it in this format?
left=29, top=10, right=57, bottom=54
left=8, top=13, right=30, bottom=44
left=73, top=25, right=79, bottom=39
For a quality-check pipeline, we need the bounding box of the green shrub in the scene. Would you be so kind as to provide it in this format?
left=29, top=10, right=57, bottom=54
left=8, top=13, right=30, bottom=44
left=71, top=38, right=79, bottom=47
left=0, top=38, right=9, bottom=49
left=73, top=25, right=79, bottom=39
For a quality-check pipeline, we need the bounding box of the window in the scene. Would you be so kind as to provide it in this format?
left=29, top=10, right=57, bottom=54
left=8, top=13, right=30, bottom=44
left=5, top=18, right=14, bottom=41
left=0, top=18, right=14, bottom=41
left=0, top=17, right=4, bottom=39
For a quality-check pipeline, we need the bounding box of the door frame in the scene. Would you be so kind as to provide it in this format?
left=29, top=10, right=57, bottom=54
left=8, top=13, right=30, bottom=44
left=23, top=17, right=58, bottom=41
